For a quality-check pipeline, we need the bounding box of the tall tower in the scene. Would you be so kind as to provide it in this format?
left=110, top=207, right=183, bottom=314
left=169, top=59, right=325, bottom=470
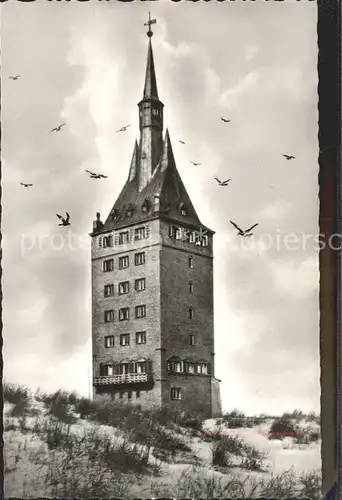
left=90, top=15, right=222, bottom=418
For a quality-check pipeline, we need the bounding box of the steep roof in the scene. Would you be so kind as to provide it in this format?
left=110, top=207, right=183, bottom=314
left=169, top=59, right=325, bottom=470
left=94, top=130, right=212, bottom=234
left=143, top=38, right=159, bottom=100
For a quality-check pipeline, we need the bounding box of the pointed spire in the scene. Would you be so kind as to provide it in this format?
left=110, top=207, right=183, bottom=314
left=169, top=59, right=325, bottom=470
left=143, top=38, right=159, bottom=100
left=127, top=140, right=139, bottom=182
left=159, top=129, right=176, bottom=172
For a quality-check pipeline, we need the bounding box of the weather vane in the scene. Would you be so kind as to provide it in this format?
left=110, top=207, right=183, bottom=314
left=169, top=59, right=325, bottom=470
left=144, top=12, right=156, bottom=38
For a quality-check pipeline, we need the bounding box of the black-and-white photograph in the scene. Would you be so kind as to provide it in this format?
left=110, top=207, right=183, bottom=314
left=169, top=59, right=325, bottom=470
left=2, top=1, right=320, bottom=497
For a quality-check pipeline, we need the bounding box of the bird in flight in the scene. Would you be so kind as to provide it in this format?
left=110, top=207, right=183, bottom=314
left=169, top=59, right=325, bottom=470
left=9, top=75, right=20, bottom=81
left=283, top=154, right=295, bottom=160
left=50, top=123, right=66, bottom=133
left=85, top=170, right=108, bottom=179
left=179, top=140, right=186, bottom=145
left=215, top=177, right=231, bottom=186
left=117, top=125, right=130, bottom=133
left=20, top=182, right=33, bottom=188
left=221, top=117, right=231, bottom=123
left=56, top=212, right=71, bottom=227
left=190, top=161, right=201, bottom=166
left=230, top=221, right=259, bottom=237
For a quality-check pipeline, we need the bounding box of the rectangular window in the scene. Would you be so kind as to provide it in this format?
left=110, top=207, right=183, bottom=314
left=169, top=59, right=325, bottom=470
left=119, top=308, right=130, bottom=321
left=189, top=307, right=194, bottom=320
left=104, top=335, right=115, bottom=348
left=189, top=334, right=195, bottom=346
left=171, top=388, right=182, bottom=400
left=119, top=256, right=129, bottom=269
left=118, top=231, right=129, bottom=245
left=134, top=227, right=146, bottom=241
left=136, top=390, right=140, bottom=399
left=120, top=333, right=130, bottom=346
left=98, top=237, right=103, bottom=248
left=118, top=281, right=130, bottom=295
left=104, top=365, right=114, bottom=376
left=136, top=331, right=146, bottom=344
left=201, top=235, right=209, bottom=247
left=185, top=231, right=196, bottom=244
left=135, top=305, right=146, bottom=319
left=135, top=278, right=146, bottom=292
left=136, top=361, right=146, bottom=373
left=174, top=361, right=183, bottom=373
left=169, top=225, right=181, bottom=239
left=185, top=363, right=195, bottom=374
left=128, top=391, right=132, bottom=400
left=188, top=256, right=194, bottom=269
left=103, top=235, right=113, bottom=248
left=104, top=284, right=114, bottom=298
left=135, top=252, right=145, bottom=266
left=103, top=259, right=114, bottom=272
left=104, top=310, right=115, bottom=323
left=189, top=282, right=193, bottom=294
left=197, top=363, right=208, bottom=375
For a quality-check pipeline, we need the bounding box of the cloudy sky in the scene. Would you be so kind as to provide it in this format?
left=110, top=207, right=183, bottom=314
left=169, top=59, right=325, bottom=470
left=2, top=0, right=319, bottom=415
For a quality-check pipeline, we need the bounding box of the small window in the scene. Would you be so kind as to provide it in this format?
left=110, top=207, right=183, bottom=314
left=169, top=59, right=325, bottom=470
left=110, top=209, right=119, bottom=221
left=101, top=364, right=114, bottom=377
left=189, top=334, right=195, bottom=346
left=135, top=305, right=146, bottom=319
left=185, top=362, right=195, bottom=374
left=98, top=237, right=103, bottom=248
left=103, top=259, right=114, bottom=272
left=189, top=307, right=193, bottom=320
left=119, top=308, right=130, bottom=321
left=135, top=278, right=146, bottom=292
left=128, top=391, right=132, bottom=400
left=136, top=361, right=146, bottom=373
left=201, top=235, right=209, bottom=247
left=179, top=203, right=187, bottom=216
left=104, top=310, right=115, bottom=323
left=118, top=232, right=129, bottom=245
left=120, top=333, right=130, bottom=346
left=189, top=282, right=193, bottom=294
left=136, top=331, right=146, bottom=344
left=197, top=363, right=208, bottom=375
left=118, top=281, right=130, bottom=295
left=136, top=390, right=140, bottom=399
left=185, top=231, right=196, bottom=244
left=119, top=256, right=129, bottom=269
left=169, top=225, right=181, bottom=240
left=105, top=335, right=115, bottom=348
left=135, top=252, right=145, bottom=266
left=171, top=388, right=182, bottom=400
left=168, top=359, right=183, bottom=373
left=119, top=392, right=123, bottom=399
left=142, top=200, right=151, bottom=213
left=104, top=284, right=114, bottom=298
left=188, top=256, right=194, bottom=269
left=103, top=235, right=113, bottom=248
left=135, top=227, right=146, bottom=241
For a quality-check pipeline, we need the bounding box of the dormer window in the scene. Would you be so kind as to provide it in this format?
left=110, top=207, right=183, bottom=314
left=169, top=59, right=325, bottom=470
left=110, top=209, right=119, bottom=222
left=179, top=203, right=187, bottom=217
left=125, top=204, right=134, bottom=218
left=142, top=199, right=151, bottom=213
left=141, top=152, right=147, bottom=160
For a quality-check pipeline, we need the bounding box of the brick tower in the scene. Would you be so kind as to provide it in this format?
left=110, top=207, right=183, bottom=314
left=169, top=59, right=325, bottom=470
left=90, top=15, right=222, bottom=418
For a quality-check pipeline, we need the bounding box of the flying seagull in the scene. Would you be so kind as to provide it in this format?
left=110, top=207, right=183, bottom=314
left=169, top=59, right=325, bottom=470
left=56, top=212, right=71, bottom=227
left=230, top=220, right=259, bottom=237
left=221, top=117, right=231, bottom=123
left=190, top=161, right=201, bottom=166
left=283, top=154, right=295, bottom=160
left=20, top=182, right=33, bottom=188
left=215, top=177, right=231, bottom=186
left=50, top=123, right=66, bottom=133
left=179, top=140, right=186, bottom=145
left=85, top=170, right=108, bottom=179
left=9, top=75, right=20, bottom=81
left=117, top=125, right=130, bottom=133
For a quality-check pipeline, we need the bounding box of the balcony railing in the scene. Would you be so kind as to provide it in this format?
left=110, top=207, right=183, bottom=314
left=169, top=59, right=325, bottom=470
left=94, top=373, right=151, bottom=386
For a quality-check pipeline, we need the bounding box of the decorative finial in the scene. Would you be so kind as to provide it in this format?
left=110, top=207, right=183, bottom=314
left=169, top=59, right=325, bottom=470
left=144, top=12, right=156, bottom=38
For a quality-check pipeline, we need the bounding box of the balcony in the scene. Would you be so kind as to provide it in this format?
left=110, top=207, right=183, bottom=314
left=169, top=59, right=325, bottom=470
left=94, top=373, right=152, bottom=387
